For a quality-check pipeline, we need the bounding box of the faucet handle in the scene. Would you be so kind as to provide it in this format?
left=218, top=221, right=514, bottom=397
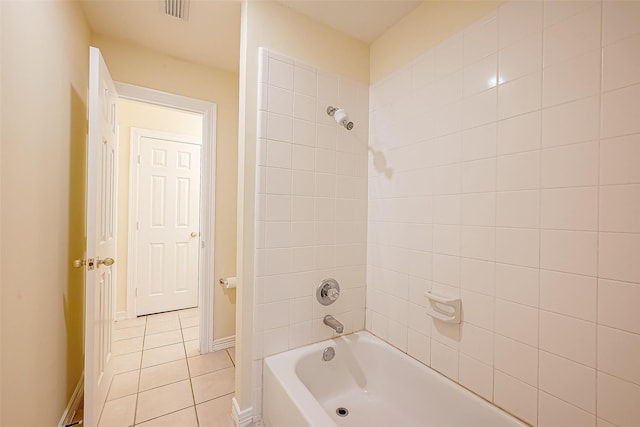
left=327, top=287, right=339, bottom=301
left=316, top=278, right=340, bottom=306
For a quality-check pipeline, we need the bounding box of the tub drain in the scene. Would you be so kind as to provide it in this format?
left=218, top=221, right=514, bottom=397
left=336, top=407, right=349, bottom=417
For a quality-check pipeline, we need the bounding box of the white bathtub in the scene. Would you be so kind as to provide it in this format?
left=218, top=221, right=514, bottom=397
left=263, top=331, right=527, bottom=427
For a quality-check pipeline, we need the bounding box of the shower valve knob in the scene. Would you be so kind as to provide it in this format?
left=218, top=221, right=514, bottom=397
left=316, top=278, right=340, bottom=306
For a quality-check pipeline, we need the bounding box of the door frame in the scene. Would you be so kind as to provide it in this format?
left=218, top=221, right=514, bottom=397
left=127, top=127, right=202, bottom=317
left=116, top=82, right=217, bottom=354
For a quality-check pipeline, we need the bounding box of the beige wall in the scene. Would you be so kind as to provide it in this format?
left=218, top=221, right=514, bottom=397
left=0, top=1, right=90, bottom=425
left=236, top=0, right=369, bottom=412
left=243, top=2, right=370, bottom=84
left=93, top=35, right=239, bottom=339
left=116, top=99, right=203, bottom=312
left=370, top=0, right=504, bottom=83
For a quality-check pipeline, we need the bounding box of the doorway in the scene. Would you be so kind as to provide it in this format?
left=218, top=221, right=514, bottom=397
left=116, top=83, right=217, bottom=355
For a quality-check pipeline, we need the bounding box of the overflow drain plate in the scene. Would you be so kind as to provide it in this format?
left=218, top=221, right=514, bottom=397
left=336, top=407, right=349, bottom=417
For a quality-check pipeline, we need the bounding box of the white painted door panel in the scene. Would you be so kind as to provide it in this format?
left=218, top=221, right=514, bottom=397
left=136, top=136, right=201, bottom=315
left=85, top=47, right=118, bottom=427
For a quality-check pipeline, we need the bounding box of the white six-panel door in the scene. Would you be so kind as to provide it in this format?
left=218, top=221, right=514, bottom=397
left=134, top=133, right=201, bottom=316
left=85, top=47, right=118, bottom=427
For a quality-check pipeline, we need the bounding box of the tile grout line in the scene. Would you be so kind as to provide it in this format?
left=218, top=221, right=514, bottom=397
left=131, top=315, right=147, bottom=427
left=491, top=8, right=500, bottom=405
left=595, top=0, right=605, bottom=422
left=179, top=312, right=201, bottom=427
left=226, top=347, right=236, bottom=368
left=134, top=407, right=196, bottom=426
left=536, top=3, right=544, bottom=423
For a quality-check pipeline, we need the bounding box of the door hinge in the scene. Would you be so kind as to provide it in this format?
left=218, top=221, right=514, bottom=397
left=135, top=288, right=138, bottom=297
left=136, top=221, right=140, bottom=230
left=201, top=241, right=205, bottom=249
left=138, top=155, right=141, bottom=164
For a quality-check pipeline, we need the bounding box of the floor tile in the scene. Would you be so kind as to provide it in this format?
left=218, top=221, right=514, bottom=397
left=146, top=311, right=179, bottom=324
left=180, top=316, right=199, bottom=328
left=184, top=340, right=200, bottom=358
left=141, top=343, right=185, bottom=368
left=145, top=318, right=181, bottom=335
left=182, top=326, right=199, bottom=341
left=134, top=407, right=198, bottom=427
left=107, top=371, right=139, bottom=401
left=191, top=367, right=235, bottom=404
left=112, top=352, right=142, bottom=374
left=196, top=394, right=235, bottom=427
left=143, top=330, right=183, bottom=350
left=114, top=317, right=147, bottom=330
left=227, top=347, right=236, bottom=366
left=179, top=308, right=199, bottom=319
left=139, top=359, right=189, bottom=392
left=135, top=380, right=194, bottom=423
left=98, top=394, right=136, bottom=427
left=113, top=337, right=144, bottom=356
left=100, top=308, right=218, bottom=427
left=188, top=350, right=233, bottom=377
left=113, top=326, right=145, bottom=341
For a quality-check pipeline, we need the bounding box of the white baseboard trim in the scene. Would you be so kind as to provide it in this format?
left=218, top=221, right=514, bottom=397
left=115, top=311, right=128, bottom=321
left=232, top=397, right=253, bottom=427
left=212, top=335, right=235, bottom=352
left=58, top=372, right=84, bottom=427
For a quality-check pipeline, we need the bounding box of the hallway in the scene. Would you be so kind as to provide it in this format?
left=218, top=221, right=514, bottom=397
left=98, top=309, right=235, bottom=427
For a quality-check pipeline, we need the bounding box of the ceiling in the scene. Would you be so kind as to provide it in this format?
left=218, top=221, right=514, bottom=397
left=81, top=0, right=243, bottom=72
left=80, top=0, right=421, bottom=73
left=279, top=1, right=421, bottom=44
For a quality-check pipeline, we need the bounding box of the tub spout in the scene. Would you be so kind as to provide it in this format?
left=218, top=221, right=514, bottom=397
left=323, top=315, right=344, bottom=334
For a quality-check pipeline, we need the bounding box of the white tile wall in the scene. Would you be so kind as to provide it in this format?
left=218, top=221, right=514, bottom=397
left=254, top=49, right=369, bottom=416
left=368, top=1, right=640, bottom=426
left=538, top=390, right=596, bottom=427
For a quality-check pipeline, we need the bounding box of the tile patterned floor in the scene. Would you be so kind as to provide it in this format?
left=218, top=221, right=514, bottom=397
left=98, top=308, right=236, bottom=427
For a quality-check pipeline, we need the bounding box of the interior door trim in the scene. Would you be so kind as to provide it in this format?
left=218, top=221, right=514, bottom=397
left=116, top=82, right=217, bottom=355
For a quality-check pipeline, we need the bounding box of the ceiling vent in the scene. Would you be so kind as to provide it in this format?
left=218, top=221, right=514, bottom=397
left=161, top=0, right=190, bottom=20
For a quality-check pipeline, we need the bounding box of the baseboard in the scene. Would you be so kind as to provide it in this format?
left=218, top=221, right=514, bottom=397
left=58, top=372, right=83, bottom=427
left=212, top=335, right=235, bottom=352
left=115, top=311, right=128, bottom=321
left=232, top=397, right=253, bottom=427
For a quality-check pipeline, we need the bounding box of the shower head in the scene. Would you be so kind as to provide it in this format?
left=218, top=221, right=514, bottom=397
left=327, top=106, right=354, bottom=130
